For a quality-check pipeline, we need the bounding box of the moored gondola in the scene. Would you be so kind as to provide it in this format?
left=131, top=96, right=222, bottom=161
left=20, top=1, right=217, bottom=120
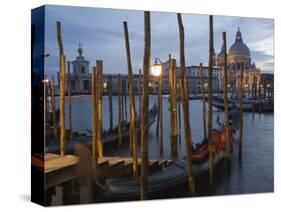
left=45, top=104, right=158, bottom=153
left=97, top=127, right=234, bottom=201
left=211, top=96, right=273, bottom=113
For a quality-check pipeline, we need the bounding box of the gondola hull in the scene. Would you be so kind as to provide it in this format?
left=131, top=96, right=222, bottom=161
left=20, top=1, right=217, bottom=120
left=98, top=151, right=227, bottom=202
left=45, top=105, right=158, bottom=153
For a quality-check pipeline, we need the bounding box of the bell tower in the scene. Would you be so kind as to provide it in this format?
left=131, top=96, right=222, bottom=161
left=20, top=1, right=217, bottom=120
left=72, top=43, right=90, bottom=76
left=71, top=44, right=90, bottom=94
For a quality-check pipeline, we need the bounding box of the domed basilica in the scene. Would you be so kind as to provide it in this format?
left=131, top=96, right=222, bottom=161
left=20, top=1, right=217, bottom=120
left=217, top=28, right=261, bottom=95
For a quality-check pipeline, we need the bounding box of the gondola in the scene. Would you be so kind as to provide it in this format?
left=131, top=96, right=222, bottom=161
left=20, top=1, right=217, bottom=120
left=98, top=128, right=232, bottom=201
left=45, top=104, right=158, bottom=153
left=211, top=96, right=273, bottom=113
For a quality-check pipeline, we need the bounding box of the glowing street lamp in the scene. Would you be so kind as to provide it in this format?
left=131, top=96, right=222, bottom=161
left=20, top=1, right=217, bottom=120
left=150, top=58, right=163, bottom=77
left=103, top=82, right=107, bottom=89
left=204, top=82, right=208, bottom=89
left=42, top=78, right=49, bottom=84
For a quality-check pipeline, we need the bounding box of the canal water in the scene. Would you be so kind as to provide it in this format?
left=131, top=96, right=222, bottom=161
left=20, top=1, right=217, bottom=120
left=55, top=95, right=273, bottom=200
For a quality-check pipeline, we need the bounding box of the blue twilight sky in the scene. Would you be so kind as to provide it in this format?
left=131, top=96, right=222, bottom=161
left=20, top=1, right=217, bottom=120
left=44, top=5, right=274, bottom=77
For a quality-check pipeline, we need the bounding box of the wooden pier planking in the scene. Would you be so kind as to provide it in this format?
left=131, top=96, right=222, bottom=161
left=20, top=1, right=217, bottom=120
left=33, top=154, right=173, bottom=172
left=32, top=153, right=79, bottom=173
left=32, top=153, right=174, bottom=190
left=45, top=153, right=61, bottom=160
left=44, top=155, right=78, bottom=173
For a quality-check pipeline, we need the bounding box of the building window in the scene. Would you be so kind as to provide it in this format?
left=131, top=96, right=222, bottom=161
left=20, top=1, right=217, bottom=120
left=237, top=63, right=240, bottom=70
left=83, top=80, right=89, bottom=91
left=71, top=80, right=76, bottom=91
left=81, top=66, right=85, bottom=74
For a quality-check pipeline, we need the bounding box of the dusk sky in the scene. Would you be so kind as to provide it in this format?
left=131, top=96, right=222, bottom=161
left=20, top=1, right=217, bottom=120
left=45, top=5, right=274, bottom=77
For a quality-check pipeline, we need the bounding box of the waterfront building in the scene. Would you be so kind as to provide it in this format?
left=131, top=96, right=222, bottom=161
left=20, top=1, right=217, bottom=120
left=64, top=45, right=141, bottom=95
left=63, top=28, right=266, bottom=96
left=152, top=60, right=221, bottom=95
left=217, top=28, right=262, bottom=97
left=68, top=44, right=91, bottom=94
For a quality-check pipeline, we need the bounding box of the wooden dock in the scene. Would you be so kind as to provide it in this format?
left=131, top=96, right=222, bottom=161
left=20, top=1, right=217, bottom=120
left=32, top=153, right=173, bottom=190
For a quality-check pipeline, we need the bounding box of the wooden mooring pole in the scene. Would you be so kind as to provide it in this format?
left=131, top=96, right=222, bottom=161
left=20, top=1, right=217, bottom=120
left=156, top=81, right=160, bottom=137
left=108, top=75, right=113, bottom=131
left=56, top=21, right=66, bottom=156
left=252, top=76, right=256, bottom=118
left=169, top=59, right=178, bottom=157
left=140, top=11, right=151, bottom=200
left=177, top=81, right=182, bottom=144
left=208, top=15, right=214, bottom=187
left=158, top=68, right=164, bottom=155
left=91, top=66, right=98, bottom=174
left=239, top=63, right=244, bottom=160
left=50, top=75, right=57, bottom=139
left=158, top=63, right=164, bottom=155
left=118, top=74, right=123, bottom=146
left=96, top=60, right=103, bottom=157
left=199, top=63, right=207, bottom=140
left=121, top=78, right=125, bottom=123
left=177, top=13, right=195, bottom=196
left=223, top=32, right=231, bottom=158
left=138, top=69, right=142, bottom=129
left=258, top=82, right=262, bottom=115
left=123, top=21, right=138, bottom=177
left=124, top=80, right=128, bottom=122
left=59, top=59, right=65, bottom=155
left=67, top=61, right=73, bottom=139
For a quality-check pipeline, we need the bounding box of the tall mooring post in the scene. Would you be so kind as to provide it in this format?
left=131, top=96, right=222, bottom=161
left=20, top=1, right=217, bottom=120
left=223, top=32, right=231, bottom=157
left=239, top=63, right=244, bottom=160
left=138, top=69, right=142, bottom=129
left=108, top=75, right=113, bottom=131
left=118, top=74, right=123, bottom=146
left=121, top=78, right=125, bottom=123
left=207, top=15, right=214, bottom=187
left=56, top=21, right=66, bottom=156
left=140, top=11, right=151, bottom=200
left=155, top=59, right=164, bottom=154
left=124, top=80, right=128, bottom=122
left=96, top=60, right=103, bottom=157
left=177, top=81, right=182, bottom=144
left=177, top=13, right=196, bottom=196
left=158, top=65, right=164, bottom=155
left=169, top=59, right=178, bottom=157
left=67, top=61, right=73, bottom=139
left=50, top=75, right=57, bottom=139
left=91, top=66, right=98, bottom=177
left=252, top=76, right=256, bottom=118
left=123, top=21, right=138, bottom=177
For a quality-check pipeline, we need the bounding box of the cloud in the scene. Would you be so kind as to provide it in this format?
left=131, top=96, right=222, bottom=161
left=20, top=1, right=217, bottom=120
left=44, top=5, right=274, bottom=79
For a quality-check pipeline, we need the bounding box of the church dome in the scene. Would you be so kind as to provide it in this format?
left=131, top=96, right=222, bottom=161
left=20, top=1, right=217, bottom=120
left=228, top=28, right=251, bottom=58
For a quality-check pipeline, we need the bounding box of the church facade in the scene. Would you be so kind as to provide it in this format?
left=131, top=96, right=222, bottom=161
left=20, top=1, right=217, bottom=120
left=67, top=44, right=91, bottom=94
left=216, top=28, right=261, bottom=97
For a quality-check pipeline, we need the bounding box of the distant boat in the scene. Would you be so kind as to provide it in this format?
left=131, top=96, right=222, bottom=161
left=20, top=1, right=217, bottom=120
left=210, top=96, right=273, bottom=113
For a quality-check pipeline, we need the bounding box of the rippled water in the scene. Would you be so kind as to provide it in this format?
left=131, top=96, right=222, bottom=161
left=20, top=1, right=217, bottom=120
left=56, top=95, right=274, bottom=197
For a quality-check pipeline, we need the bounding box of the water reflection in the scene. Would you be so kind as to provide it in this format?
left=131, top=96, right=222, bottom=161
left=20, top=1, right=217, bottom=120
left=55, top=95, right=273, bottom=196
